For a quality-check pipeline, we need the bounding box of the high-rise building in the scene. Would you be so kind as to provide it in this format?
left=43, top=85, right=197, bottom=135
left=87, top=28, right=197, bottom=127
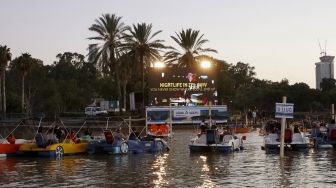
left=315, top=54, right=334, bottom=89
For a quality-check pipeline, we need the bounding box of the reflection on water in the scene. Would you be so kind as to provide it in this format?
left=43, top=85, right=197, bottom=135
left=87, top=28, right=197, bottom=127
left=1, top=131, right=336, bottom=187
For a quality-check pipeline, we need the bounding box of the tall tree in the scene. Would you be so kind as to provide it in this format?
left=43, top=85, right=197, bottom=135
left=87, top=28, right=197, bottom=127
left=118, top=52, right=134, bottom=110
left=88, top=14, right=126, bottom=113
left=165, top=28, right=217, bottom=68
left=12, top=53, right=34, bottom=113
left=0, top=45, right=12, bottom=119
left=123, top=23, right=166, bottom=107
left=320, top=78, right=336, bottom=92
left=228, top=62, right=256, bottom=89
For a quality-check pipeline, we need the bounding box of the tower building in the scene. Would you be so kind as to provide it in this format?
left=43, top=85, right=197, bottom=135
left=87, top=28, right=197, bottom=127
left=315, top=54, right=334, bottom=89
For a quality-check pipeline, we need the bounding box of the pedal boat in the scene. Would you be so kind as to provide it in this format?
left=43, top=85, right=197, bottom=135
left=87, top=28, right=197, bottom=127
left=87, top=130, right=169, bottom=155
left=0, top=139, right=26, bottom=157
left=189, top=129, right=245, bottom=153
left=262, top=128, right=309, bottom=151
left=128, top=136, right=169, bottom=154
left=310, top=123, right=336, bottom=149
left=17, top=134, right=88, bottom=158
left=87, top=130, right=129, bottom=155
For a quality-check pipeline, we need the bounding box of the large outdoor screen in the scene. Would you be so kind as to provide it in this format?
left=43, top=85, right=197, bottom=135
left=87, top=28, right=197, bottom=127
left=148, top=67, right=217, bottom=106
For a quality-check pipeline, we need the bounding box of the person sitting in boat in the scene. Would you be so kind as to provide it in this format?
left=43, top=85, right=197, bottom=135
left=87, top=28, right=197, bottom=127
left=319, top=123, right=327, bottom=133
left=113, top=128, right=125, bottom=143
left=211, top=120, right=217, bottom=130
left=54, top=125, right=63, bottom=142
left=46, top=129, right=58, bottom=145
left=6, top=134, right=16, bottom=144
left=35, top=127, right=48, bottom=147
left=223, top=127, right=232, bottom=135
left=293, top=126, right=300, bottom=133
left=129, top=127, right=140, bottom=140
left=84, top=127, right=93, bottom=139
left=310, top=123, right=322, bottom=138
left=66, top=130, right=78, bottom=143
left=142, top=134, right=154, bottom=141
left=200, top=119, right=207, bottom=133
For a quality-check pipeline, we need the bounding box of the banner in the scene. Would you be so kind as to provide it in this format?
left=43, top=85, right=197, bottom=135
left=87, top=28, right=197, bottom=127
left=173, top=109, right=201, bottom=118
left=146, top=106, right=228, bottom=124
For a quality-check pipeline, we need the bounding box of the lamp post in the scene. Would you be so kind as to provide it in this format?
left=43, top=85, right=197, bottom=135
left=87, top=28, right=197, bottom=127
left=142, top=62, right=145, bottom=109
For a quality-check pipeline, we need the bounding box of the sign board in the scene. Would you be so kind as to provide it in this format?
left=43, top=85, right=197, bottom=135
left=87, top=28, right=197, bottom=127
left=173, top=109, right=201, bottom=118
left=147, top=67, right=217, bottom=106
left=275, top=103, right=294, bottom=118
left=146, top=105, right=228, bottom=124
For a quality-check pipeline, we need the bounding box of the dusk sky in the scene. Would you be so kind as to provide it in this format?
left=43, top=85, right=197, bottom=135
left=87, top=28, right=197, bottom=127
left=1, top=0, right=336, bottom=88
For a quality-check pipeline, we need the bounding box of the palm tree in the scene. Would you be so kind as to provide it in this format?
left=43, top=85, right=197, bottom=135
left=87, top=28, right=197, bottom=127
left=118, top=52, right=134, bottom=110
left=14, top=53, right=34, bottom=112
left=0, top=45, right=12, bottom=119
left=88, top=13, right=127, bottom=113
left=165, top=28, right=217, bottom=68
left=123, top=23, right=166, bottom=107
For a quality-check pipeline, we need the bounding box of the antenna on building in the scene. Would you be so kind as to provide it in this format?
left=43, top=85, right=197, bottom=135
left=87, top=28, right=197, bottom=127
left=318, top=40, right=327, bottom=57
left=318, top=40, right=323, bottom=56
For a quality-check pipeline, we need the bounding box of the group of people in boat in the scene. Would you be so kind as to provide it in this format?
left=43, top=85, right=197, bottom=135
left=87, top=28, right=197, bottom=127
left=200, top=119, right=218, bottom=133
left=35, top=126, right=93, bottom=147
left=111, top=126, right=166, bottom=142
left=104, top=126, right=141, bottom=144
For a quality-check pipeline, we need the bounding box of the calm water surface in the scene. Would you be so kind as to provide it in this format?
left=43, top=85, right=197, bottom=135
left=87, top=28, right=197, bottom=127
left=1, top=130, right=336, bottom=188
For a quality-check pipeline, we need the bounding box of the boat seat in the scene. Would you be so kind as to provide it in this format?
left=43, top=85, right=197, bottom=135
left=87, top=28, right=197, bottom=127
left=206, top=129, right=217, bottom=145
left=35, top=133, right=47, bottom=148
left=223, top=135, right=233, bottom=142
left=284, top=128, right=292, bottom=143
left=268, top=134, right=279, bottom=142
left=104, top=130, right=114, bottom=144
left=329, top=129, right=336, bottom=141
left=292, top=133, right=303, bottom=143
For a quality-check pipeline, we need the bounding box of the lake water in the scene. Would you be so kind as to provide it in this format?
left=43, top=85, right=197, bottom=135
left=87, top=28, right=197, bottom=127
left=1, top=130, right=336, bottom=187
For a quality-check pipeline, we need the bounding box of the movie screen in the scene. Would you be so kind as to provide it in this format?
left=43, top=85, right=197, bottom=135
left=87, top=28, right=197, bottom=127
left=148, top=67, right=217, bottom=106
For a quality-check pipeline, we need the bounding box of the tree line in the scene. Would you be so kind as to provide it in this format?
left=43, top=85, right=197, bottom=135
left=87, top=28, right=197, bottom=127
left=1, top=13, right=335, bottom=119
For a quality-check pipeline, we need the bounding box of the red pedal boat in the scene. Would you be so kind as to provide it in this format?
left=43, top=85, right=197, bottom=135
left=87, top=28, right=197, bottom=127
left=0, top=137, right=26, bottom=157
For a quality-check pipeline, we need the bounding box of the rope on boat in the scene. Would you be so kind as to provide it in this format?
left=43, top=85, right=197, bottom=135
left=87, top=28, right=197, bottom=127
left=60, top=119, right=71, bottom=143
left=33, top=117, right=47, bottom=139
left=4, top=119, right=24, bottom=140
left=46, top=121, right=56, bottom=133
left=75, top=121, right=87, bottom=136
left=105, top=117, right=110, bottom=130
left=122, top=118, right=142, bottom=141
left=0, top=128, right=11, bottom=143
